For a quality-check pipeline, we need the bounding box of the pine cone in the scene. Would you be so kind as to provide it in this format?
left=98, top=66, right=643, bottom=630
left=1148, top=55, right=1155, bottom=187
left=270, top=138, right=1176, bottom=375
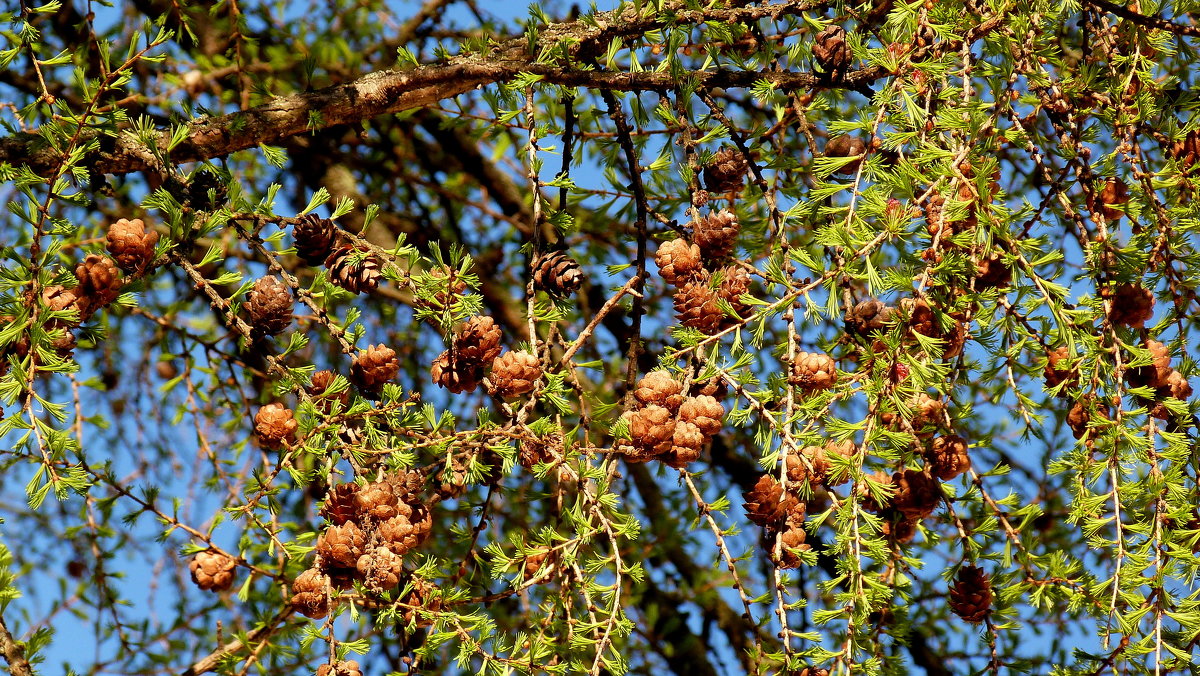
left=692, top=209, right=740, bottom=260
left=662, top=420, right=705, bottom=468
left=674, top=275, right=725, bottom=334
left=926, top=434, right=970, bottom=480
left=519, top=432, right=560, bottom=469
left=400, top=578, right=443, bottom=628
left=356, top=546, right=404, bottom=592
left=291, top=568, right=330, bottom=619
left=415, top=265, right=468, bottom=312
left=856, top=470, right=894, bottom=513
left=294, top=214, right=338, bottom=265
left=431, top=351, right=480, bottom=393
left=679, top=395, right=724, bottom=438
left=775, top=509, right=809, bottom=569
left=825, top=135, right=866, bottom=175
left=75, top=254, right=122, bottom=318
left=786, top=446, right=829, bottom=489
left=523, top=548, right=555, bottom=578
left=823, top=440, right=855, bottom=486
left=106, top=218, right=159, bottom=273
left=790, top=351, right=838, bottom=392
left=655, top=238, right=703, bottom=286
left=41, top=285, right=84, bottom=335
left=625, top=405, right=676, bottom=457
left=1127, top=339, right=1172, bottom=389
left=891, top=469, right=941, bottom=518
left=378, top=506, right=433, bottom=555
left=355, top=480, right=401, bottom=522
left=188, top=169, right=227, bottom=210
left=633, top=370, right=685, bottom=413
left=899, top=297, right=938, bottom=338
left=742, top=474, right=798, bottom=527
left=308, top=370, right=350, bottom=414
left=490, top=350, right=541, bottom=398
left=533, top=250, right=583, bottom=297
left=974, top=253, right=1012, bottom=290
left=324, top=245, right=382, bottom=294
left=255, top=403, right=297, bottom=449
left=703, top=147, right=749, bottom=193
left=1067, top=396, right=1110, bottom=441
left=316, top=660, right=363, bottom=676
left=881, top=512, right=919, bottom=544
left=910, top=392, right=947, bottom=433
left=1090, top=177, right=1129, bottom=221
left=454, top=316, right=503, bottom=371
left=320, top=483, right=361, bottom=526
left=316, top=521, right=367, bottom=568
left=813, top=25, right=850, bottom=72
left=246, top=275, right=294, bottom=335
left=1043, top=346, right=1078, bottom=391
left=1159, top=370, right=1193, bottom=401
left=949, top=565, right=992, bottom=623
left=1101, top=283, right=1154, bottom=328
left=716, top=265, right=751, bottom=317
left=188, top=550, right=236, bottom=592
left=1170, top=130, right=1200, bottom=170
left=845, top=299, right=893, bottom=336
left=351, top=344, right=399, bottom=395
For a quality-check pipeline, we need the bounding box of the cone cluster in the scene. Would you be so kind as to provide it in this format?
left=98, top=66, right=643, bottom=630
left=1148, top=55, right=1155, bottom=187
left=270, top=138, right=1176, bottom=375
left=655, top=211, right=752, bottom=333
left=431, top=316, right=502, bottom=394
left=189, top=550, right=237, bottom=592
left=619, top=371, right=724, bottom=468
left=293, top=472, right=434, bottom=618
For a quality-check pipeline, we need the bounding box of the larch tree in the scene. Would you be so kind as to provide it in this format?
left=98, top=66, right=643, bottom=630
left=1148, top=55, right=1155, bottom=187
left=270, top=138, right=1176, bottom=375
left=0, top=0, right=1198, bottom=675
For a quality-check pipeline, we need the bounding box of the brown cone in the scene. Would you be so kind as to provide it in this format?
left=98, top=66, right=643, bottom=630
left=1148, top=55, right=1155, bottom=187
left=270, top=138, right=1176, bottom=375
left=519, top=432, right=560, bottom=469
left=320, top=483, right=361, bottom=525
left=1101, top=283, right=1154, bottom=328
left=308, top=370, right=350, bottom=413
left=633, top=370, right=685, bottom=413
left=857, top=470, right=894, bottom=513
left=316, top=521, right=367, bottom=569
left=490, top=350, right=541, bottom=398
left=379, top=505, right=433, bottom=556
left=742, top=474, right=798, bottom=527
left=949, top=565, right=992, bottom=623
left=891, top=469, right=941, bottom=519
left=324, top=245, right=382, bottom=294
left=626, top=405, right=676, bottom=457
left=293, top=214, right=338, bottom=265
left=845, top=299, right=893, bottom=336
left=1127, top=340, right=1172, bottom=389
left=106, top=218, right=159, bottom=273
left=255, top=403, right=297, bottom=448
left=716, top=265, right=751, bottom=317
left=400, top=578, right=443, bottom=628
left=790, top=351, right=838, bottom=392
left=356, top=546, right=404, bottom=592
left=75, top=254, right=122, bottom=318
left=291, top=568, right=330, bottom=619
left=703, top=147, right=749, bottom=193
left=680, top=395, right=724, bottom=439
left=692, top=209, right=740, bottom=261
left=927, top=434, right=970, bottom=480
left=351, top=344, right=399, bottom=395
left=674, top=274, right=725, bottom=334
left=655, top=238, right=703, bottom=286
left=533, top=250, right=583, bottom=297
left=316, top=660, right=363, bottom=676
left=813, top=25, right=850, bottom=72
left=355, top=480, right=401, bottom=521
left=247, top=275, right=293, bottom=335
left=188, top=550, right=236, bottom=592
left=431, top=350, right=481, bottom=393
left=1043, top=346, right=1078, bottom=391
left=910, top=392, right=947, bottom=433
left=1171, top=130, right=1200, bottom=170
left=825, top=135, right=866, bottom=175
left=1067, top=396, right=1110, bottom=441
left=786, top=446, right=829, bottom=490
left=454, top=316, right=503, bottom=370
left=974, top=253, right=1011, bottom=290
left=662, top=420, right=704, bottom=468
left=1090, top=177, right=1129, bottom=221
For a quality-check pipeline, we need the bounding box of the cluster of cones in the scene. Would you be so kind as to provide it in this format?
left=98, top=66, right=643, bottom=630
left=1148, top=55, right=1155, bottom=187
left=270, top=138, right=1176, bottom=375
left=4, top=218, right=157, bottom=367
left=291, top=472, right=437, bottom=620
left=292, top=214, right=382, bottom=294
left=741, top=440, right=853, bottom=568
left=656, top=210, right=752, bottom=334
left=845, top=296, right=968, bottom=360
left=617, top=371, right=726, bottom=468
left=430, top=316, right=543, bottom=398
